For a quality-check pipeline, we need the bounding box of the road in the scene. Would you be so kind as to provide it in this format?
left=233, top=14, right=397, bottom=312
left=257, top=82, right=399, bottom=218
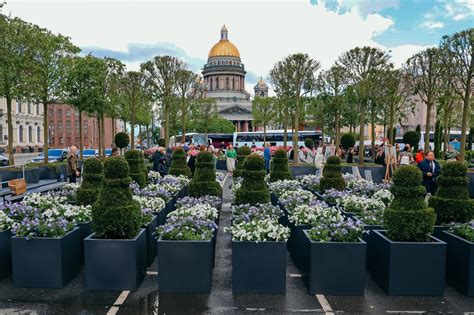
left=1, top=153, right=41, bottom=166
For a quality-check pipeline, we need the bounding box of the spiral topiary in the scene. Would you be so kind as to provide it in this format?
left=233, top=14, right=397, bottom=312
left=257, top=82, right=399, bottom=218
left=114, top=132, right=130, bottom=150
left=92, top=157, right=142, bottom=239
left=168, top=147, right=191, bottom=178
left=125, top=149, right=146, bottom=188
left=189, top=151, right=222, bottom=197
left=428, top=161, right=474, bottom=225
left=234, top=146, right=252, bottom=178
left=76, top=158, right=103, bottom=206
left=384, top=166, right=436, bottom=242
left=235, top=154, right=270, bottom=205
left=269, top=149, right=292, bottom=182
left=319, top=155, right=346, bottom=192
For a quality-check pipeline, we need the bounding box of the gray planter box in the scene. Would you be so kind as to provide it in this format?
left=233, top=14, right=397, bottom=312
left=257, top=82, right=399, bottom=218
left=11, top=227, right=82, bottom=288
left=439, top=231, right=474, bottom=296
left=84, top=229, right=147, bottom=290
left=144, top=215, right=158, bottom=267
left=303, top=230, right=366, bottom=295
left=77, top=221, right=92, bottom=265
left=290, top=165, right=316, bottom=177
left=232, top=240, right=287, bottom=294
left=0, top=229, right=12, bottom=279
left=38, top=166, right=57, bottom=180
left=361, top=223, right=383, bottom=270
left=288, top=223, right=311, bottom=273
left=216, top=160, right=227, bottom=170
left=157, top=238, right=213, bottom=293
left=370, top=230, right=446, bottom=296
left=24, top=168, right=40, bottom=184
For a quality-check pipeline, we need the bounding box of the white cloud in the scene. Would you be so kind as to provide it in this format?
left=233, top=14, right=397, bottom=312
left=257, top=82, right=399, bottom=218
left=420, top=21, right=445, bottom=29
left=388, top=44, right=434, bottom=68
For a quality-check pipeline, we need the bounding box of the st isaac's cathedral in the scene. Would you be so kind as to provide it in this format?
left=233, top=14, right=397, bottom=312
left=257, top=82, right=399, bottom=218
left=202, top=25, right=268, bottom=132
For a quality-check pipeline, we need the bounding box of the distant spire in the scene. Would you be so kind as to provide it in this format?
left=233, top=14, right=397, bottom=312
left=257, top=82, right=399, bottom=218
left=221, top=25, right=228, bottom=40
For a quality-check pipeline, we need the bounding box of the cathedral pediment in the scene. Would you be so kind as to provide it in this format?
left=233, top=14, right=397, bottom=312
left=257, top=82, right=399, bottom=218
left=219, top=105, right=251, bottom=115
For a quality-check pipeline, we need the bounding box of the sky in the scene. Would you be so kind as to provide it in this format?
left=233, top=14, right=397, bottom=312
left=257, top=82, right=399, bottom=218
left=3, top=0, right=474, bottom=93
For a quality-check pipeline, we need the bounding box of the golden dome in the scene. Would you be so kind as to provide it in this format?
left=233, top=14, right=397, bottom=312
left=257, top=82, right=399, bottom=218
left=208, top=25, right=241, bottom=59
left=257, top=78, right=266, bottom=85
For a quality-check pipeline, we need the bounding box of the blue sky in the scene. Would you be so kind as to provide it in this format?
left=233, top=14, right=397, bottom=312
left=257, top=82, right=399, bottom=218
left=4, top=0, right=473, bottom=91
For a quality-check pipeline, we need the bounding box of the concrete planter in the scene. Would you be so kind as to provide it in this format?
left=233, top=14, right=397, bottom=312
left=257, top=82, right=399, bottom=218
left=303, top=230, right=366, bottom=295
left=370, top=230, right=446, bottom=296
left=24, top=168, right=40, bottom=184
left=11, top=227, right=82, bottom=288
left=232, top=240, right=287, bottom=294
left=154, top=206, right=167, bottom=227
left=77, top=221, right=92, bottom=265
left=361, top=223, right=383, bottom=270
left=439, top=231, right=474, bottom=296
left=0, top=170, right=22, bottom=188
left=0, top=229, right=12, bottom=279
left=157, top=237, right=213, bottom=293
left=289, top=165, right=316, bottom=177
left=38, top=166, right=57, bottom=180
left=144, top=215, right=158, bottom=267
left=288, top=223, right=311, bottom=273
left=216, top=159, right=227, bottom=170
left=84, top=229, right=147, bottom=290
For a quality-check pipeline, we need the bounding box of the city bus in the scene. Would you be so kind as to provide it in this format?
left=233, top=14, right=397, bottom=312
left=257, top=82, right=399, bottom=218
left=207, top=133, right=233, bottom=148
left=169, top=133, right=208, bottom=147
left=233, top=130, right=322, bottom=147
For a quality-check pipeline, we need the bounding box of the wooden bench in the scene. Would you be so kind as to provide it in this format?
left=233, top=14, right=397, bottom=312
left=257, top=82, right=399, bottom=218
left=8, top=179, right=26, bottom=195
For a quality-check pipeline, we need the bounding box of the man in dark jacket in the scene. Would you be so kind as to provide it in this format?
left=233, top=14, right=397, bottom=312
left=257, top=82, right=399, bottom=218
left=153, top=148, right=168, bottom=177
left=418, top=151, right=441, bottom=195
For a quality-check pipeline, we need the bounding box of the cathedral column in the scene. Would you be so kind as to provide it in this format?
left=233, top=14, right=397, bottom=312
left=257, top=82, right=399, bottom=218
left=244, top=121, right=249, bottom=132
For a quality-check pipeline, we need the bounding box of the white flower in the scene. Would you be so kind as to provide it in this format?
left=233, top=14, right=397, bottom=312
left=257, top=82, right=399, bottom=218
left=133, top=195, right=166, bottom=212
left=269, top=180, right=302, bottom=197
left=169, top=203, right=219, bottom=221
left=288, top=203, right=343, bottom=226
left=372, top=189, right=394, bottom=206
left=279, top=189, right=315, bottom=213
left=225, top=219, right=290, bottom=242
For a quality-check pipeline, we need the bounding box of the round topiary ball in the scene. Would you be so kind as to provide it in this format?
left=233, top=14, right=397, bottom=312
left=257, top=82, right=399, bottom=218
left=245, top=154, right=265, bottom=170
left=402, top=131, right=420, bottom=149
left=304, top=138, right=314, bottom=149
left=441, top=161, right=468, bottom=177
left=340, top=133, right=356, bottom=150
left=392, top=165, right=422, bottom=188
left=274, top=149, right=287, bottom=159
left=326, top=155, right=341, bottom=165
left=104, top=157, right=129, bottom=179
left=115, top=132, right=130, bottom=149
left=197, top=151, right=213, bottom=163
left=237, top=146, right=251, bottom=156
left=83, top=158, right=103, bottom=175
left=157, top=138, right=166, bottom=147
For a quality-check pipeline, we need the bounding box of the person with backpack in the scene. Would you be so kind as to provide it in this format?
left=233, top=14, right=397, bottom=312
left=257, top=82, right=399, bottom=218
left=398, top=144, right=414, bottom=166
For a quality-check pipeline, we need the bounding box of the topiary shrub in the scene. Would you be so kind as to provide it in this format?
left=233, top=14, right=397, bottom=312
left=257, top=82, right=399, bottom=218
left=92, top=157, right=141, bottom=239
left=76, top=158, right=103, bottom=206
left=115, top=132, right=130, bottom=149
left=269, top=149, right=292, bottom=182
left=319, top=155, right=346, bottom=192
left=403, top=131, right=420, bottom=149
left=157, top=138, right=166, bottom=147
left=428, top=161, right=474, bottom=225
left=234, top=146, right=252, bottom=178
left=189, top=151, right=222, bottom=197
left=384, top=166, right=436, bottom=242
left=235, top=154, right=270, bottom=205
left=340, top=133, right=356, bottom=150
left=168, top=147, right=191, bottom=178
left=125, top=149, right=146, bottom=187
left=304, top=138, right=314, bottom=149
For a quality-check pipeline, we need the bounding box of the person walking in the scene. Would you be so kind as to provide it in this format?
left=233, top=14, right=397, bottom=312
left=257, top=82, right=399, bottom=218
left=398, top=145, right=414, bottom=166
left=445, top=144, right=459, bottom=161
left=415, top=149, right=424, bottom=164
left=226, top=144, right=237, bottom=175
left=314, top=147, right=324, bottom=176
left=418, top=151, right=441, bottom=195
left=153, top=147, right=168, bottom=177
left=374, top=147, right=386, bottom=166
left=263, top=142, right=271, bottom=173
left=66, top=146, right=80, bottom=183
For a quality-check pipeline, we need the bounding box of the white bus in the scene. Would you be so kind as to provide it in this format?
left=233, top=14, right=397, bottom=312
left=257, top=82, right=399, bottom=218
left=233, top=130, right=322, bottom=147
left=169, top=133, right=208, bottom=147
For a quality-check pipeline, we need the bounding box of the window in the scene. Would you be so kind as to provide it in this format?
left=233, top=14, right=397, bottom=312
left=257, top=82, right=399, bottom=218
left=216, top=78, right=219, bottom=89
left=17, top=101, right=21, bottom=113
left=27, top=103, right=31, bottom=114
left=37, top=127, right=41, bottom=143
left=225, top=77, right=229, bottom=90
left=36, top=104, right=40, bottom=115
left=83, top=122, right=88, bottom=134
left=0, top=125, right=3, bottom=142
left=57, top=122, right=63, bottom=131
left=59, top=137, right=64, bottom=144
left=19, top=125, right=24, bottom=142
left=28, top=126, right=32, bottom=143
left=66, top=121, right=71, bottom=133
left=58, top=109, right=62, bottom=117
left=75, top=110, right=79, bottom=117
left=66, top=110, right=71, bottom=117
left=75, top=122, right=79, bottom=133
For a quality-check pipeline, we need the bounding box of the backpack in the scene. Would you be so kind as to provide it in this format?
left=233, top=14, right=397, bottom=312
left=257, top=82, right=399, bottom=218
left=400, top=154, right=410, bottom=165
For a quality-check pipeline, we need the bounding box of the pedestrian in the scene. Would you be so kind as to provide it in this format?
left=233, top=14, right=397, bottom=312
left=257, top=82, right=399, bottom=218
left=153, top=147, right=168, bottom=177
left=398, top=144, right=414, bottom=166
left=66, top=146, right=80, bottom=183
left=418, top=150, right=441, bottom=195
left=110, top=147, right=119, bottom=157
left=298, top=146, right=307, bottom=163
left=347, top=147, right=354, bottom=164
left=263, top=142, right=271, bottom=173
left=226, top=144, right=237, bottom=175
left=374, top=147, right=386, bottom=166
left=415, top=149, right=424, bottom=164
left=220, top=141, right=226, bottom=151
left=314, top=147, right=324, bottom=176
left=445, top=144, right=459, bottom=161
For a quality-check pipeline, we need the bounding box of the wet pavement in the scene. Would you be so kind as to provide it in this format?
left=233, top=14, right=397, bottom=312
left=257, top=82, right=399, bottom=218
left=0, top=174, right=473, bottom=314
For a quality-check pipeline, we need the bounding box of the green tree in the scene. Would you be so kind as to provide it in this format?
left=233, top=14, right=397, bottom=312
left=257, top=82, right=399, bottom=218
left=29, top=25, right=80, bottom=163
left=175, top=69, right=198, bottom=143
left=206, top=117, right=235, bottom=133
left=269, top=53, right=320, bottom=163
left=405, top=48, right=443, bottom=152
left=0, top=16, right=34, bottom=164
left=440, top=28, right=473, bottom=160
left=252, top=96, right=276, bottom=144
left=190, top=98, right=217, bottom=137
left=338, top=47, right=391, bottom=165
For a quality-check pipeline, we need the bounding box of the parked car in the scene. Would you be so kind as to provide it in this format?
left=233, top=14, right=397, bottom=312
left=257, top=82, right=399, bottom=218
left=95, top=149, right=113, bottom=157
left=0, top=153, right=9, bottom=166
left=31, top=149, right=68, bottom=163
left=82, top=149, right=97, bottom=159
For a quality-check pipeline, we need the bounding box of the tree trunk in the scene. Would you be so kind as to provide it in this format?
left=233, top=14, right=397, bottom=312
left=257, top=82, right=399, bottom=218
left=123, top=119, right=126, bottom=132
left=100, top=115, right=105, bottom=156
left=79, top=111, right=83, bottom=160
left=43, top=101, right=49, bottom=164
left=263, top=124, right=267, bottom=144
left=371, top=105, right=376, bottom=160
left=111, top=118, right=115, bottom=147
left=335, top=109, right=340, bottom=148
left=6, top=96, right=15, bottom=165
left=424, top=102, right=432, bottom=152
left=164, top=103, right=170, bottom=148
left=146, top=125, right=151, bottom=149
left=97, top=117, right=102, bottom=157
left=388, top=103, right=395, bottom=146
left=459, top=61, right=473, bottom=161
left=293, top=95, right=300, bottom=164
left=283, top=120, right=288, bottom=149
left=181, top=103, right=186, bottom=144
left=358, top=101, right=367, bottom=166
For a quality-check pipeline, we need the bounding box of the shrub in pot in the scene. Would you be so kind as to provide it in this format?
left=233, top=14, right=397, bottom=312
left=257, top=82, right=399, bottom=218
left=371, top=166, right=445, bottom=296
left=189, top=151, right=222, bottom=197
left=428, top=161, right=474, bottom=225
left=304, top=138, right=314, bottom=149
left=340, top=133, right=356, bottom=151
left=85, top=157, right=146, bottom=290
left=269, top=149, right=292, bottom=182
left=125, top=149, right=146, bottom=188
left=76, top=158, right=103, bottom=206
left=114, top=132, right=130, bottom=150
left=235, top=154, right=270, bottom=205
left=168, top=147, right=191, bottom=178
left=319, top=156, right=346, bottom=192
left=233, top=146, right=251, bottom=178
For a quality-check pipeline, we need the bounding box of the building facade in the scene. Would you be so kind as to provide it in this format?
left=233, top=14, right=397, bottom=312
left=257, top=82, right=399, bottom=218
left=0, top=98, right=44, bottom=153
left=203, top=26, right=267, bottom=132
left=47, top=104, right=119, bottom=149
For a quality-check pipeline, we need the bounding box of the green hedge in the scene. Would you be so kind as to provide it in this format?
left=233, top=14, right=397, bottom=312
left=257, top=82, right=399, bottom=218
left=319, top=155, right=346, bottom=192
left=92, top=157, right=141, bottom=239
left=235, top=154, right=270, bottom=205
left=234, top=146, right=251, bottom=178
left=428, top=161, right=474, bottom=225
left=269, top=149, right=292, bottom=182
left=384, top=166, right=435, bottom=241
left=76, top=158, right=104, bottom=206
left=125, top=149, right=146, bottom=187
left=189, top=151, right=222, bottom=197
left=168, top=147, right=191, bottom=178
